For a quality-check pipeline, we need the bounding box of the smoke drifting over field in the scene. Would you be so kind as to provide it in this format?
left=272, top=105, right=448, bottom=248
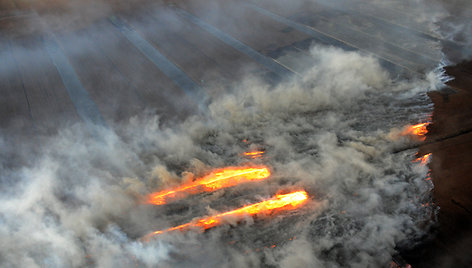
left=0, top=44, right=440, bottom=267
left=2, top=0, right=471, bottom=267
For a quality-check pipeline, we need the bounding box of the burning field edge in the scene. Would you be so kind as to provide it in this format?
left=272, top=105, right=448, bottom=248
left=400, top=60, right=472, bottom=267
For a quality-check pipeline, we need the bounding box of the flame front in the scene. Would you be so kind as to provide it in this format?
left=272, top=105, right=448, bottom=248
left=147, top=166, right=271, bottom=205
left=144, top=190, right=309, bottom=240
left=403, top=123, right=429, bottom=141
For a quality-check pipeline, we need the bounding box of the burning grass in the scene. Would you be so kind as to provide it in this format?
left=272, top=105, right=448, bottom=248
left=146, top=166, right=271, bottom=205
left=402, top=122, right=429, bottom=141
left=243, top=151, right=265, bottom=159
left=144, top=190, right=309, bottom=241
left=414, top=153, right=432, bottom=165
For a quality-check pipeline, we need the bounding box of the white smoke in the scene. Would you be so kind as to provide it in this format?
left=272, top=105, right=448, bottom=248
left=0, top=42, right=437, bottom=267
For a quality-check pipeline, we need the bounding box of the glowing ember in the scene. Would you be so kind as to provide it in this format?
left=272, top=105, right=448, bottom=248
left=414, top=153, right=431, bottom=165
left=147, top=166, right=271, bottom=205
left=144, top=190, right=309, bottom=240
left=402, top=123, right=429, bottom=141
left=244, top=151, right=265, bottom=159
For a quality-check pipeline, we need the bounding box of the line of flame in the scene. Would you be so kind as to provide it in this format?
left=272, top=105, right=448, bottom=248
left=244, top=151, right=265, bottom=156
left=144, top=190, right=309, bottom=240
left=146, top=166, right=271, bottom=205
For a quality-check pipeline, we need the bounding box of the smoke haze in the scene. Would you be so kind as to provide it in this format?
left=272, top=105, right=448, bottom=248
left=0, top=44, right=439, bottom=267
left=1, top=0, right=470, bottom=267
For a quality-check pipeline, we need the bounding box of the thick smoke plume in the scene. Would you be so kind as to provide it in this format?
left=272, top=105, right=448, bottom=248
left=0, top=43, right=439, bottom=267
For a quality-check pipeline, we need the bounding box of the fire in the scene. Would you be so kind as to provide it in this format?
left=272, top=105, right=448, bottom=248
left=144, top=190, right=309, bottom=240
left=244, top=151, right=265, bottom=159
left=414, top=153, right=431, bottom=165
left=402, top=122, right=429, bottom=141
left=147, top=166, right=271, bottom=205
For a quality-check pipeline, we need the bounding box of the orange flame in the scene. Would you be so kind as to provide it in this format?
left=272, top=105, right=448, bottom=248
left=147, top=166, right=271, bottom=205
left=402, top=123, right=429, bottom=141
left=414, top=153, right=431, bottom=165
left=144, top=190, right=309, bottom=240
left=244, top=151, right=265, bottom=159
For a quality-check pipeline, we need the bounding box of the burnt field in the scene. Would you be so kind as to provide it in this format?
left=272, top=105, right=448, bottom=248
left=0, top=0, right=471, bottom=267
